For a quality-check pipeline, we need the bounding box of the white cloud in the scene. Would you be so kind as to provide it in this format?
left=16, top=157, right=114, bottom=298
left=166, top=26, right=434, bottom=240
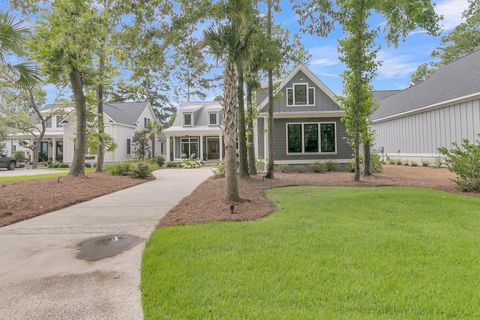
left=309, top=46, right=340, bottom=66
left=435, top=0, right=469, bottom=31
left=377, top=50, right=421, bottom=79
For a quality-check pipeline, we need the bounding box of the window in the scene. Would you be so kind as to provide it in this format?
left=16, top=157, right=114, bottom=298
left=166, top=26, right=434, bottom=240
left=144, top=117, right=151, bottom=128
left=320, top=123, right=336, bottom=153
left=286, top=84, right=315, bottom=106
left=287, top=124, right=302, bottom=153
left=183, top=113, right=193, bottom=126
left=45, top=117, right=52, bottom=128
left=287, top=88, right=293, bottom=105
left=127, top=138, right=131, bottom=155
left=294, top=84, right=307, bottom=105
left=208, top=112, right=218, bottom=126
left=56, top=116, right=64, bottom=127
left=180, top=137, right=199, bottom=159
left=286, top=122, right=336, bottom=154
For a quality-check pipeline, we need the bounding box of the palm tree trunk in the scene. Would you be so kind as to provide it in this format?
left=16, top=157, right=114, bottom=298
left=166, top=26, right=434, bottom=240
left=246, top=82, right=257, bottom=175
left=237, top=64, right=249, bottom=178
left=69, top=66, right=87, bottom=177
left=223, top=60, right=240, bottom=202
left=265, top=0, right=275, bottom=179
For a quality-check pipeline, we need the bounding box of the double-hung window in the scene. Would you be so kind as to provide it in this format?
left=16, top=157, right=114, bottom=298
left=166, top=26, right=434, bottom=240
left=208, top=112, right=219, bottom=126
left=286, top=84, right=315, bottom=106
left=286, top=122, right=336, bottom=154
left=183, top=112, right=193, bottom=126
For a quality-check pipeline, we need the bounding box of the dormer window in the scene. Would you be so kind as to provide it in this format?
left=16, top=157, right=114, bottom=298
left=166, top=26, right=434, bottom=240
left=286, top=83, right=315, bottom=106
left=208, top=112, right=218, bottom=126
left=183, top=112, right=193, bottom=126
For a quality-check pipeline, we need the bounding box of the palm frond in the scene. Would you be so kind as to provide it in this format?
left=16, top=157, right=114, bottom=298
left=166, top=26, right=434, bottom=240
left=0, top=62, right=40, bottom=89
left=0, top=10, right=29, bottom=58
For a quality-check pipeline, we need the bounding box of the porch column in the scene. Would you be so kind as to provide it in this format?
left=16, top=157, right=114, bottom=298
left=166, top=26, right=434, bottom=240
left=219, top=134, right=223, bottom=161
left=52, top=138, right=56, bottom=163
left=199, top=135, right=204, bottom=160
left=166, top=134, right=171, bottom=161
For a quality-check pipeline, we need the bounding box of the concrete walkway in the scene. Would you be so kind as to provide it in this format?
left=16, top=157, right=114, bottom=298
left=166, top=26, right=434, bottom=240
left=0, top=168, right=212, bottom=320
left=0, top=168, right=65, bottom=176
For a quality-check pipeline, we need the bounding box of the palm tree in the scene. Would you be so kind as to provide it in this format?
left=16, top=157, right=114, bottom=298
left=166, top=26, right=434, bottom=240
left=204, top=21, right=253, bottom=203
left=0, top=11, right=39, bottom=88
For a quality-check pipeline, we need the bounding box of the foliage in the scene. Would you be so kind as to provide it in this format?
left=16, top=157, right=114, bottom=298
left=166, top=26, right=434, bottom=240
left=213, top=160, right=225, bottom=177
left=395, top=159, right=402, bottom=165
left=105, top=160, right=157, bottom=179
left=132, top=131, right=151, bottom=159
left=255, top=159, right=265, bottom=172
left=180, top=158, right=203, bottom=169
left=276, top=163, right=288, bottom=173
left=142, top=186, right=480, bottom=319
left=48, top=162, right=69, bottom=168
left=421, top=159, right=429, bottom=167
left=166, top=161, right=177, bottom=168
left=87, top=131, right=117, bottom=154
left=312, top=161, right=326, bottom=173
left=370, top=152, right=383, bottom=173
left=410, top=161, right=418, bottom=167
left=151, top=156, right=165, bottom=167
left=410, top=63, right=435, bottom=83
left=439, top=137, right=480, bottom=191
left=13, top=150, right=26, bottom=163
left=85, top=163, right=92, bottom=168
left=325, top=160, right=337, bottom=172
left=433, top=156, right=444, bottom=168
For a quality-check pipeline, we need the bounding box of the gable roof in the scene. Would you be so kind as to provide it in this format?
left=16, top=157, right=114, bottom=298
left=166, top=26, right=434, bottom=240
left=372, top=90, right=401, bottom=102
left=103, top=101, right=149, bottom=125
left=372, top=50, right=480, bottom=121
left=258, top=64, right=338, bottom=110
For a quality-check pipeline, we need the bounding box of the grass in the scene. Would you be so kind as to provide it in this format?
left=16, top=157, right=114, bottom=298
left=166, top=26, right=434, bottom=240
left=141, top=186, right=480, bottom=319
left=0, top=168, right=95, bottom=183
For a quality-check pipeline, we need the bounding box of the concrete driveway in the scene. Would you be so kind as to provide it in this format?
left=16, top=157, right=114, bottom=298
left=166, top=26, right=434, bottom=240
left=0, top=168, right=212, bottom=320
left=0, top=168, right=65, bottom=176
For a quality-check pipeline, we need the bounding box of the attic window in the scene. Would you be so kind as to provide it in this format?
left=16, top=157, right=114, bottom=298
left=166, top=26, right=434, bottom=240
left=184, top=112, right=193, bottom=126
left=208, top=112, right=218, bottom=126
left=287, top=84, right=315, bottom=106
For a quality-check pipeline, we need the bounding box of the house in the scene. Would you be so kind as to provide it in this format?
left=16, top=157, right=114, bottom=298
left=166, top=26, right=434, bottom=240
left=372, top=50, right=480, bottom=163
left=164, top=64, right=352, bottom=169
left=4, top=101, right=165, bottom=164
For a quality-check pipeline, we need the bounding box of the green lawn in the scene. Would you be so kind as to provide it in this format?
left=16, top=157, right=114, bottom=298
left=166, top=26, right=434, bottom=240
left=142, top=187, right=480, bottom=319
left=0, top=168, right=95, bottom=183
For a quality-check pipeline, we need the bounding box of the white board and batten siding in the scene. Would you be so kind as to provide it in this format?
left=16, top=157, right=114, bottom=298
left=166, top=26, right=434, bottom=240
left=373, top=98, right=480, bottom=162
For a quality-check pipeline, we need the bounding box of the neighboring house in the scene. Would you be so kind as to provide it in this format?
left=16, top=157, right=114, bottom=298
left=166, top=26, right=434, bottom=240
left=4, top=101, right=165, bottom=164
left=165, top=64, right=352, bottom=168
left=372, top=50, right=480, bottom=163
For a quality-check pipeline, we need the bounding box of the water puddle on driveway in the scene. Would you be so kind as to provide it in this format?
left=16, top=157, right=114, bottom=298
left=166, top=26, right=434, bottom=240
left=76, top=234, right=144, bottom=261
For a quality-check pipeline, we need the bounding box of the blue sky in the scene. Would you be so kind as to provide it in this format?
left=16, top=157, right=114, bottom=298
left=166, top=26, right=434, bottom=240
left=1, top=0, right=470, bottom=103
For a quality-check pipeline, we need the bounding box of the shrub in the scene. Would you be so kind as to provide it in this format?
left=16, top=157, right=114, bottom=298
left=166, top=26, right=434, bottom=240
left=421, top=159, right=429, bottom=167
left=213, top=160, right=225, bottom=177
left=276, top=164, right=288, bottom=173
left=256, top=159, right=265, bottom=172
left=166, top=161, right=177, bottom=168
left=439, top=138, right=480, bottom=191
left=410, top=161, right=418, bottom=167
left=106, top=160, right=156, bottom=178
left=16, top=163, right=25, bottom=168
left=296, top=165, right=306, bottom=173
left=403, top=161, right=410, bottom=166
left=371, top=152, right=383, bottom=173
left=13, top=150, right=26, bottom=163
left=326, top=160, right=338, bottom=172
left=85, top=163, right=92, bottom=168
left=312, top=161, right=326, bottom=173
left=388, top=160, right=396, bottom=165
left=58, top=163, right=69, bottom=168
left=433, top=156, right=443, bottom=168
left=180, top=158, right=203, bottom=169
left=152, top=156, right=165, bottom=167
left=395, top=160, right=402, bottom=165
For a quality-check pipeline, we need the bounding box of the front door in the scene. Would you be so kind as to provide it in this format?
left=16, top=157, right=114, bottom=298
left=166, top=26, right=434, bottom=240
left=39, top=142, right=48, bottom=162
left=207, top=138, right=220, bottom=160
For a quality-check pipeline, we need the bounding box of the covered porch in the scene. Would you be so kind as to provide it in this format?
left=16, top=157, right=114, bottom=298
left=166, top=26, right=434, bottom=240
left=7, top=133, right=64, bottom=163
left=165, top=131, right=224, bottom=162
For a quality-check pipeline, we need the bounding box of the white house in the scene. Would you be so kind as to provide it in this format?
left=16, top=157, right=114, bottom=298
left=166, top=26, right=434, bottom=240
left=372, top=50, right=480, bottom=163
left=4, top=101, right=165, bottom=164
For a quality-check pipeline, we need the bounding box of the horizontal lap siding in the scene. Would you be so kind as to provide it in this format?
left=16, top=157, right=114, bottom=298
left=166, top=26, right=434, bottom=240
left=373, top=98, right=480, bottom=155
left=273, top=117, right=351, bottom=160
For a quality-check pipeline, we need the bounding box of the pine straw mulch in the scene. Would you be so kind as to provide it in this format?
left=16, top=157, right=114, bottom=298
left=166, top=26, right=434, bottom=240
left=158, top=165, right=463, bottom=227
left=0, top=173, right=149, bottom=227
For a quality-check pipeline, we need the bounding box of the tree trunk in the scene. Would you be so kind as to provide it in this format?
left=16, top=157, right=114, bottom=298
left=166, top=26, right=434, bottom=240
left=237, top=64, right=249, bottom=178
left=29, top=89, right=45, bottom=170
left=223, top=60, right=240, bottom=203
left=69, top=66, right=87, bottom=177
left=364, top=139, right=371, bottom=176
left=353, top=0, right=364, bottom=182
left=246, top=82, right=257, bottom=175
left=265, top=0, right=275, bottom=179
left=96, top=51, right=105, bottom=172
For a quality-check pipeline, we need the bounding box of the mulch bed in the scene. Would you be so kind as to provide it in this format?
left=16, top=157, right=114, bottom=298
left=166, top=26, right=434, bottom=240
left=0, top=173, right=148, bottom=227
left=158, top=165, right=462, bottom=227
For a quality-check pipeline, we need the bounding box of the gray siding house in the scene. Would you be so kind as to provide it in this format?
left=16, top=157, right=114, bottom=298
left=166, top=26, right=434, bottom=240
left=165, top=64, right=352, bottom=167
left=372, top=50, right=480, bottom=163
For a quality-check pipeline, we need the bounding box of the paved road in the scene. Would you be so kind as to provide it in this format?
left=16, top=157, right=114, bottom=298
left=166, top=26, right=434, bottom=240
left=0, top=168, right=65, bottom=176
left=0, top=168, right=212, bottom=320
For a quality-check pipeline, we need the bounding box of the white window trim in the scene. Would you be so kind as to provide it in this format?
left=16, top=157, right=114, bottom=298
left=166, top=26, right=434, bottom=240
left=183, top=112, right=193, bottom=127
left=208, top=111, right=219, bottom=126
left=285, top=122, right=337, bottom=155
left=180, top=137, right=199, bottom=158
left=286, top=83, right=315, bottom=107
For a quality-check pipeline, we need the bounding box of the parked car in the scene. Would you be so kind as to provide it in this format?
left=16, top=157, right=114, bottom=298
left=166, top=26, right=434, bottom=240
left=0, top=153, right=16, bottom=170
